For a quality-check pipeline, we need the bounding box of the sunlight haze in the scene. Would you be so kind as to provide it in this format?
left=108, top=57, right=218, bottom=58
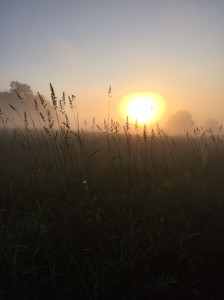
left=2, top=2, right=224, bottom=297
left=121, top=92, right=165, bottom=125
left=0, top=0, right=224, bottom=131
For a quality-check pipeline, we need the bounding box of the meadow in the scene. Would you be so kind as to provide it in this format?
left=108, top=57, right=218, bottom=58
left=1, top=88, right=224, bottom=299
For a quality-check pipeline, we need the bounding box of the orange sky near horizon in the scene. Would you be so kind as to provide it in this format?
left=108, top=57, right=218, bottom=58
left=0, top=0, right=223, bottom=129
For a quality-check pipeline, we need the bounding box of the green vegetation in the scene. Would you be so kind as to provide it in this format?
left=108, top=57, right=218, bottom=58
left=1, top=86, right=224, bottom=299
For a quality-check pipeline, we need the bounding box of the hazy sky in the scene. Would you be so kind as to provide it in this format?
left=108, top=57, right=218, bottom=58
left=1, top=0, right=224, bottom=127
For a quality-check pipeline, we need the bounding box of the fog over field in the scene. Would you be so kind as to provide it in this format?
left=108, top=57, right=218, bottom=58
left=0, top=81, right=222, bottom=136
left=1, top=0, right=224, bottom=131
left=1, top=1, right=224, bottom=299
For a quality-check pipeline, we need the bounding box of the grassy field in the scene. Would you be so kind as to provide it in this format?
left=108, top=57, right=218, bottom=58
left=1, top=89, right=224, bottom=299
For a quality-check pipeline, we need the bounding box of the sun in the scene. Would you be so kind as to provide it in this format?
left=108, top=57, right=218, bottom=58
left=120, top=92, right=165, bottom=124
left=128, top=97, right=156, bottom=123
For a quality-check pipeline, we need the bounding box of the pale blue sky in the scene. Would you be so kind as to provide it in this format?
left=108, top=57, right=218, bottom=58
left=0, top=0, right=224, bottom=125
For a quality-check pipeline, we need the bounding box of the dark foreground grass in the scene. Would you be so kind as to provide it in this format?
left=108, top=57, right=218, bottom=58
left=1, top=90, right=224, bottom=299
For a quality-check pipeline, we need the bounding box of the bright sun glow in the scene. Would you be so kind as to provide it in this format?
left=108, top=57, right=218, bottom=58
left=128, top=97, right=156, bottom=123
left=120, top=92, right=165, bottom=124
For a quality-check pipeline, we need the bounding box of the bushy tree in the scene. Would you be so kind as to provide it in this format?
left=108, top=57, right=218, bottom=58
left=166, top=110, right=194, bottom=135
left=9, top=81, right=34, bottom=98
left=203, top=118, right=220, bottom=133
left=0, top=81, right=46, bottom=127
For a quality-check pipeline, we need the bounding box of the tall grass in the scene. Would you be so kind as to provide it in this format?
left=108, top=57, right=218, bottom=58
left=1, top=85, right=224, bottom=299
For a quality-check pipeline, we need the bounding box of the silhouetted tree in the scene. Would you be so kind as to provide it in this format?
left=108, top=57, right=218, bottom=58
left=166, top=110, right=194, bottom=135
left=9, top=81, right=34, bottom=98
left=203, top=118, right=220, bottom=133
left=0, top=81, right=47, bottom=127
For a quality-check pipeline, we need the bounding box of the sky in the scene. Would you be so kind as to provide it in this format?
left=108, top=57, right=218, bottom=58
left=0, top=0, right=224, bottom=128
